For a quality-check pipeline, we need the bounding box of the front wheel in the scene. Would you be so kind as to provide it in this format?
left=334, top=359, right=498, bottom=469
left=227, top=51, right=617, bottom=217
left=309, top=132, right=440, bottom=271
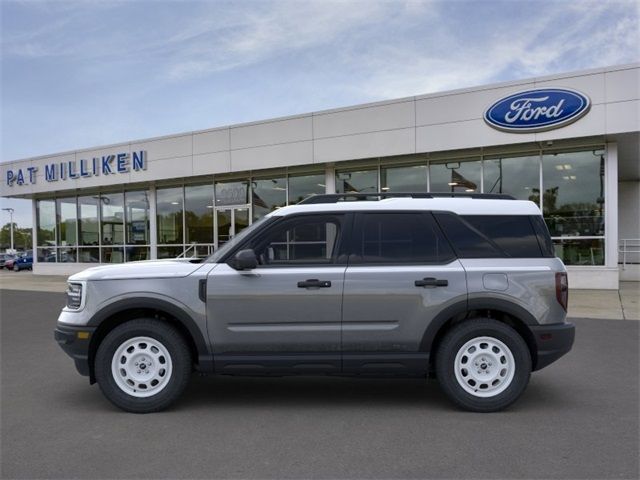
left=95, top=319, right=192, bottom=413
left=436, top=319, right=531, bottom=412
left=12, top=263, right=19, bottom=272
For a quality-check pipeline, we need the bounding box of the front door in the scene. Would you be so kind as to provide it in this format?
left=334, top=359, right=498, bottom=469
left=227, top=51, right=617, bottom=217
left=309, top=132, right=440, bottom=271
left=207, top=213, right=349, bottom=374
left=215, top=206, right=250, bottom=249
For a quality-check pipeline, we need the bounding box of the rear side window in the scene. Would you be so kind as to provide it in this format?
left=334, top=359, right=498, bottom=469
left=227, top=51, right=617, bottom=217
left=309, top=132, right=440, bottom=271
left=433, top=213, right=503, bottom=258
left=435, top=213, right=547, bottom=258
left=352, top=213, right=455, bottom=264
left=462, top=215, right=544, bottom=257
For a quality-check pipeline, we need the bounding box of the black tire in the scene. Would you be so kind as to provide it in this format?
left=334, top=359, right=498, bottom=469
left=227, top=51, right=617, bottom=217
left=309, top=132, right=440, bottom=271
left=13, top=264, right=19, bottom=272
left=435, top=318, right=531, bottom=412
left=95, top=319, right=192, bottom=413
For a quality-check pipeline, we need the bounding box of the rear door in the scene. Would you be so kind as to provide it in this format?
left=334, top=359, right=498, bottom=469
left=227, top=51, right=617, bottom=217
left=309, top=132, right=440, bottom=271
left=341, top=212, right=467, bottom=372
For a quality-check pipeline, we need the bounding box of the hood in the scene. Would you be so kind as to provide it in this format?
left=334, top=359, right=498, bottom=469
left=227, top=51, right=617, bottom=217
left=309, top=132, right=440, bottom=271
left=69, top=259, right=206, bottom=281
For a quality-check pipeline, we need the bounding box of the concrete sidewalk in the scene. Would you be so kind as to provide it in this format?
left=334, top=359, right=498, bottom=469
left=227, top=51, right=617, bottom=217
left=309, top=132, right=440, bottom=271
left=1, top=270, right=638, bottom=320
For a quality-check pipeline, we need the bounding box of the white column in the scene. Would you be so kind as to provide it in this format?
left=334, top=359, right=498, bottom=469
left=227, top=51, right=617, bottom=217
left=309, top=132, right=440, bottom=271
left=605, top=142, right=619, bottom=273
left=325, top=163, right=336, bottom=194
left=149, top=186, right=158, bottom=259
left=31, top=199, right=37, bottom=265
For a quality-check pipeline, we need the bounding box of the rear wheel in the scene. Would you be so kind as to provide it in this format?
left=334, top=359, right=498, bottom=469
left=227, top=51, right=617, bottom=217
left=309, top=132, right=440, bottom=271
left=13, top=263, right=19, bottom=272
left=95, top=319, right=191, bottom=413
left=436, top=318, right=531, bottom=412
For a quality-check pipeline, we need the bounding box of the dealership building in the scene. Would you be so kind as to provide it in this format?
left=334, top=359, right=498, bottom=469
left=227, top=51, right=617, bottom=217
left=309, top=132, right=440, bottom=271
left=1, top=63, right=638, bottom=289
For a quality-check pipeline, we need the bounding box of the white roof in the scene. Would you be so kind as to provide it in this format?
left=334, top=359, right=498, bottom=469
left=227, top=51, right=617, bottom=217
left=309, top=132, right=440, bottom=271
left=271, top=197, right=542, bottom=217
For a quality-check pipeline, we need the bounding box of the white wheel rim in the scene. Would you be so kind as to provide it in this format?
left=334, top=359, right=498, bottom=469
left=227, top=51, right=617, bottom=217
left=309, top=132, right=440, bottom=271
left=454, top=336, right=515, bottom=398
left=111, top=336, right=173, bottom=398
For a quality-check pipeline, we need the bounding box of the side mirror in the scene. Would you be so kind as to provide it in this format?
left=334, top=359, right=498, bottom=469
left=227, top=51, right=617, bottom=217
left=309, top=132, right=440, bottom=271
left=229, top=249, right=258, bottom=270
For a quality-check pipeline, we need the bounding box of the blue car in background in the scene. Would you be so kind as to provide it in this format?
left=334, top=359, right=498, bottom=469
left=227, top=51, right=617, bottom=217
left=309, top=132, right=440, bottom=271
left=13, top=251, right=33, bottom=271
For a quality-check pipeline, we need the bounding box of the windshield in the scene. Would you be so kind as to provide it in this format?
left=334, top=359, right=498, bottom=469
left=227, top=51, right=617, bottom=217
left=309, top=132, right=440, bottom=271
left=206, top=215, right=274, bottom=263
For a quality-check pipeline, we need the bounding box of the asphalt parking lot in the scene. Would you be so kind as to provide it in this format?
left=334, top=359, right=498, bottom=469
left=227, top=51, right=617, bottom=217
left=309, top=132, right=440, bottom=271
left=1, top=289, right=638, bottom=479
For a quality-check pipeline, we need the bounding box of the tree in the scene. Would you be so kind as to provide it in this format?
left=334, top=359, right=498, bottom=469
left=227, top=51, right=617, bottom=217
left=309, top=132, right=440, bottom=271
left=0, top=223, right=32, bottom=251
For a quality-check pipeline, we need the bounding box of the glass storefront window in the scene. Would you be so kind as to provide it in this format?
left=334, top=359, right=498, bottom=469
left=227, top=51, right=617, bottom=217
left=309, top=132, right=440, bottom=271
left=483, top=155, right=540, bottom=203
left=126, top=246, right=150, bottom=262
left=101, top=193, right=124, bottom=245
left=56, top=198, right=77, bottom=247
left=78, top=247, right=100, bottom=263
left=542, top=150, right=605, bottom=237
left=58, top=246, right=77, bottom=263
left=157, top=246, right=184, bottom=259
left=37, top=200, right=56, bottom=247
left=336, top=169, right=378, bottom=193
left=553, top=238, right=604, bottom=266
left=101, top=246, right=124, bottom=263
left=37, top=247, right=56, bottom=263
left=125, top=191, right=150, bottom=245
left=252, top=177, right=286, bottom=220
left=430, top=159, right=481, bottom=193
left=157, top=187, right=184, bottom=245
left=78, top=196, right=99, bottom=246
left=381, top=164, right=428, bottom=192
left=185, top=184, right=214, bottom=243
left=215, top=181, right=249, bottom=206
left=288, top=173, right=325, bottom=204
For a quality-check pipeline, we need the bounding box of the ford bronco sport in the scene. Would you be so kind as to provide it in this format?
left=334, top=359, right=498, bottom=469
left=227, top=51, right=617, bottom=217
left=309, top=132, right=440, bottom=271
left=55, top=193, right=575, bottom=413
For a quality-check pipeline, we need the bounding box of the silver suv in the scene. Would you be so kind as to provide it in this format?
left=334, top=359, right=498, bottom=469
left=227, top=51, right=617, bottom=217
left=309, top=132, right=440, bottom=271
left=55, top=193, right=575, bottom=413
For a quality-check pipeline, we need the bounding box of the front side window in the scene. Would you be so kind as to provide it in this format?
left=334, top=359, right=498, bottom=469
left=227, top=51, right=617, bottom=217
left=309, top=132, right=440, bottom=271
left=353, top=213, right=454, bottom=264
left=251, top=215, right=343, bottom=266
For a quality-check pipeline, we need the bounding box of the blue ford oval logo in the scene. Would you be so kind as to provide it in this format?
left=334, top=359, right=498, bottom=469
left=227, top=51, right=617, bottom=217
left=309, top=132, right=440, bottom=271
left=484, top=88, right=591, bottom=132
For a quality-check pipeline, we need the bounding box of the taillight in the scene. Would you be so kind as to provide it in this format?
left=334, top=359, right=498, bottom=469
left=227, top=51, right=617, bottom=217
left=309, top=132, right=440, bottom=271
left=555, top=272, right=568, bottom=311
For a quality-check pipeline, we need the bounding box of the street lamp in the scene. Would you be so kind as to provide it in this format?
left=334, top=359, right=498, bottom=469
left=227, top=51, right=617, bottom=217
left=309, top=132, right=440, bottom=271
left=2, top=207, right=14, bottom=252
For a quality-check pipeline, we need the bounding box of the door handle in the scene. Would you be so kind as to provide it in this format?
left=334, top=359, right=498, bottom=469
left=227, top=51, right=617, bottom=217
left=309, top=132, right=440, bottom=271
left=297, top=279, right=332, bottom=288
left=415, top=277, right=448, bottom=287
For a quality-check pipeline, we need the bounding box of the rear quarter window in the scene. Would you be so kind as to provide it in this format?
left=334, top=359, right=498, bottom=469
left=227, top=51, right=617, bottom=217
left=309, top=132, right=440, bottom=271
left=434, top=213, right=548, bottom=258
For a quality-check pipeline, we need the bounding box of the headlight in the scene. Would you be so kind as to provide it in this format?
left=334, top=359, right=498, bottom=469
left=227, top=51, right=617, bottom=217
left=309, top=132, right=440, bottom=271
left=66, top=283, right=83, bottom=309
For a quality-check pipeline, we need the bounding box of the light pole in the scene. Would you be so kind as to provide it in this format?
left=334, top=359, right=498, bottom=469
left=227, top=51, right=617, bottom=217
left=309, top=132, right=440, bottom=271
left=2, top=207, right=15, bottom=252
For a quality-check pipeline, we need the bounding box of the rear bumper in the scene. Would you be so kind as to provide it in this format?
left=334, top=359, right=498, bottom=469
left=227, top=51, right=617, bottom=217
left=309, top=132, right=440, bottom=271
left=54, top=324, right=96, bottom=377
left=530, top=322, right=575, bottom=371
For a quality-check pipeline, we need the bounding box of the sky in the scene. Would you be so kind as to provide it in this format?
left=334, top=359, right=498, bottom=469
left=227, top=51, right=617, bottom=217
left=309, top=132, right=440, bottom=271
left=1, top=0, right=639, bottom=228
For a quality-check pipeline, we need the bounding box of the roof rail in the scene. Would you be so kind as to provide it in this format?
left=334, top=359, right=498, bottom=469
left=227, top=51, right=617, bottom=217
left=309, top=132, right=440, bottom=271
left=297, top=192, right=516, bottom=204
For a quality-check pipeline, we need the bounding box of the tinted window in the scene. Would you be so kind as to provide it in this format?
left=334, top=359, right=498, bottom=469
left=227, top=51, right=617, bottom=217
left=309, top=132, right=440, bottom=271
left=530, top=215, right=555, bottom=257
left=353, top=213, right=454, bottom=264
left=462, top=216, right=543, bottom=258
left=253, top=215, right=343, bottom=265
left=434, top=213, right=502, bottom=258
left=435, top=213, right=546, bottom=258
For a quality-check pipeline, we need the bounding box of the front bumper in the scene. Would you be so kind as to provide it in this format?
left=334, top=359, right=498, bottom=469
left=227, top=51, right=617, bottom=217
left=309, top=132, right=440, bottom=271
left=54, top=324, right=97, bottom=377
left=530, top=322, right=575, bottom=371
